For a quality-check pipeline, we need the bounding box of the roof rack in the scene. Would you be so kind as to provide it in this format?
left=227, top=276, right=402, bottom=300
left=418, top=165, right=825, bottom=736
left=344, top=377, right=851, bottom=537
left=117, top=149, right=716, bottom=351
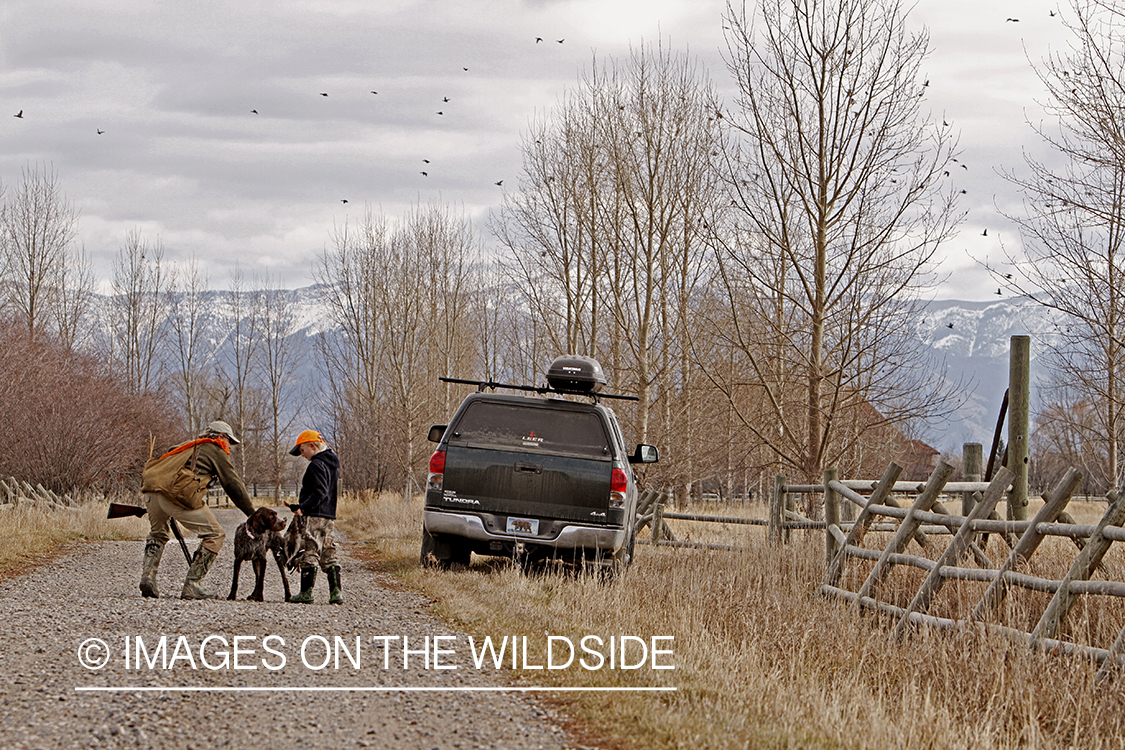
left=439, top=377, right=639, bottom=403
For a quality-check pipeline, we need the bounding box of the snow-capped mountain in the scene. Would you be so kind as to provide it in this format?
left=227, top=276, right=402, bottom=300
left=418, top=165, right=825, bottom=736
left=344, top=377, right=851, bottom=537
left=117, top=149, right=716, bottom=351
left=81, top=286, right=1064, bottom=454
left=917, top=296, right=1060, bottom=452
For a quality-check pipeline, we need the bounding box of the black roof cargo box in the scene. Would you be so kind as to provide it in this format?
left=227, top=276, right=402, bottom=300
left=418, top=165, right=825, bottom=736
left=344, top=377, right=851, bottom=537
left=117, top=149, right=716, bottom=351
left=546, top=355, right=606, bottom=393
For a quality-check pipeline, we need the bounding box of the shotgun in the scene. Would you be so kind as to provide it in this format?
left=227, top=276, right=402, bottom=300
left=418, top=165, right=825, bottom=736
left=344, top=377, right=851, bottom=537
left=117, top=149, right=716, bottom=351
left=107, top=502, right=192, bottom=564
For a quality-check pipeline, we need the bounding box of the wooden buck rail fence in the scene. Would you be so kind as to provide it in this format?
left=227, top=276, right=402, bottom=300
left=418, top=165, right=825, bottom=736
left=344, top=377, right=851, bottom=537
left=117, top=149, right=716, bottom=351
left=818, top=460, right=1125, bottom=679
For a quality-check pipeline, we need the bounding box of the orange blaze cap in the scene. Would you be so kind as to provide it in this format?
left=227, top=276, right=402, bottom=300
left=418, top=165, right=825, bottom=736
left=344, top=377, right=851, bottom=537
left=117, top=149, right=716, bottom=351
left=290, top=429, right=325, bottom=456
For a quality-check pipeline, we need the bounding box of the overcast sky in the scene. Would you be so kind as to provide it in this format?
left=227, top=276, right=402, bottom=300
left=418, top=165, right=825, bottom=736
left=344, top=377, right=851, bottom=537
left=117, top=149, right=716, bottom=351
left=0, top=1, right=1072, bottom=299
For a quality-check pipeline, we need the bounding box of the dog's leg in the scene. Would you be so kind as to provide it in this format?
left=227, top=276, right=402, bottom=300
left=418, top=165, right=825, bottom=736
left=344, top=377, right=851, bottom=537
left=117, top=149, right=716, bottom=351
left=273, top=550, right=293, bottom=602
left=249, top=557, right=266, bottom=601
left=228, top=558, right=243, bottom=600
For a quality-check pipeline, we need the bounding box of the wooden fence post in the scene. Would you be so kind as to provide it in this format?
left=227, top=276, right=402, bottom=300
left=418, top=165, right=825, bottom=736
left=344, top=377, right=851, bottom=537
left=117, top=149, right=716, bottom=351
left=962, top=442, right=982, bottom=517
left=652, top=497, right=665, bottom=543
left=1008, top=335, right=1030, bottom=521
left=824, top=467, right=840, bottom=565
left=769, top=474, right=778, bottom=546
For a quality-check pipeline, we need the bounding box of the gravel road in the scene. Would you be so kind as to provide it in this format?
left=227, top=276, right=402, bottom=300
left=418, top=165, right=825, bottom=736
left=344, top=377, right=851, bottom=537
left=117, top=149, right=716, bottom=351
left=0, top=508, right=579, bottom=749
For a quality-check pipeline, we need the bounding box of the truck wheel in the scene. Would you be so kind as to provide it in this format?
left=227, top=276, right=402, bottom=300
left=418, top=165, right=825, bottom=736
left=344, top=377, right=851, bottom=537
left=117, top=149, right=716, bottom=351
left=421, top=528, right=471, bottom=570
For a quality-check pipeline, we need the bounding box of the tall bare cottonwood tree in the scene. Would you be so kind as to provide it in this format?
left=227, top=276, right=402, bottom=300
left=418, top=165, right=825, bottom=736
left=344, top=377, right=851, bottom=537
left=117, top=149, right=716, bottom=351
left=998, top=0, right=1125, bottom=491
left=0, top=163, right=82, bottom=341
left=715, top=0, right=963, bottom=481
left=109, top=229, right=169, bottom=395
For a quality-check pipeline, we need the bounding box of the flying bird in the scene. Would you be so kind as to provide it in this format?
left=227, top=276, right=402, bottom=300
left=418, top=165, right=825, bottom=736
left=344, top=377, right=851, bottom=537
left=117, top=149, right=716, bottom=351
left=443, top=96, right=450, bottom=103
left=982, top=229, right=988, bottom=236
left=536, top=37, right=543, bottom=43
left=421, top=171, right=428, bottom=176
left=996, top=288, right=1002, bottom=296
left=463, top=67, right=469, bottom=71
left=557, top=39, right=564, bottom=43
left=437, top=111, right=443, bottom=115
left=495, top=180, right=503, bottom=186
left=370, top=91, right=378, bottom=94
left=96, top=129, right=104, bottom=135
left=251, top=109, right=258, bottom=114
left=341, top=199, right=348, bottom=204
left=1004, top=273, right=1014, bottom=279
left=13, top=110, right=22, bottom=118
left=1006, top=17, right=1019, bottom=22
left=320, top=92, right=328, bottom=97
left=422, top=159, right=430, bottom=163
left=946, top=323, right=955, bottom=329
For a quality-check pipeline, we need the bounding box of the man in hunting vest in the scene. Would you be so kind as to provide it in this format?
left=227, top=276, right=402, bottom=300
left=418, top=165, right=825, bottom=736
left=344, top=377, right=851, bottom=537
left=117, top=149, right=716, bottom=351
left=140, top=420, right=256, bottom=600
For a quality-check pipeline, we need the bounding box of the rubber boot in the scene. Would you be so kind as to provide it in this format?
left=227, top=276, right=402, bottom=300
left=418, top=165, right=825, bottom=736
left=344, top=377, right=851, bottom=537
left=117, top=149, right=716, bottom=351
left=291, top=567, right=316, bottom=603
left=327, top=566, right=343, bottom=605
left=180, top=547, right=220, bottom=600
left=139, top=540, right=164, bottom=598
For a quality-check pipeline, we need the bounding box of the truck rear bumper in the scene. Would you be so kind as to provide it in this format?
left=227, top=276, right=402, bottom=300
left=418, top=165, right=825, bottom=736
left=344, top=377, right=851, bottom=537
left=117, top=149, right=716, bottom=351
left=423, top=510, right=625, bottom=552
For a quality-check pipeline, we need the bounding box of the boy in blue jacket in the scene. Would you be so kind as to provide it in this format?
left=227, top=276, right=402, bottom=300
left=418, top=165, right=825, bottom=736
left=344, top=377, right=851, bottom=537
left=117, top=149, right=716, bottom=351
left=288, top=429, right=343, bottom=604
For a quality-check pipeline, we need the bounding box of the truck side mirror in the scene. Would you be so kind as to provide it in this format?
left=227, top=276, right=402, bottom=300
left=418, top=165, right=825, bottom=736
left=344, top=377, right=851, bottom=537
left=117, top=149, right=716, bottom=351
left=427, top=424, right=447, bottom=443
left=630, top=444, right=659, bottom=464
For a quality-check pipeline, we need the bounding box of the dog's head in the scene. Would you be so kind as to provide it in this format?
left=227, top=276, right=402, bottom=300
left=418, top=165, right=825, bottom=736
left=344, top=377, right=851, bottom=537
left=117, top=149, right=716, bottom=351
left=247, top=506, right=286, bottom=536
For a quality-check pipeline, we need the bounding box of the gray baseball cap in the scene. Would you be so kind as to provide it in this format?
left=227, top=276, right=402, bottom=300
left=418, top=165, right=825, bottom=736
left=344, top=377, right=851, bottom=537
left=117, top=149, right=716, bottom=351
left=203, top=420, right=240, bottom=445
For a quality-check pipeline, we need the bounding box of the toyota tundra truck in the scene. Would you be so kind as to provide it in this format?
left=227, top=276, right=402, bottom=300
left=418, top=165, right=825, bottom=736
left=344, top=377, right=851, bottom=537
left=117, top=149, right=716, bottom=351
left=421, top=355, right=658, bottom=573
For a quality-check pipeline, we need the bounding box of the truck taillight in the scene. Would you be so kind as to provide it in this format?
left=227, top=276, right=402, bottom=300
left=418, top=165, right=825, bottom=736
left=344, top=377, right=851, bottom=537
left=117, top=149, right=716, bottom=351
left=428, top=450, right=446, bottom=492
left=609, top=467, right=628, bottom=508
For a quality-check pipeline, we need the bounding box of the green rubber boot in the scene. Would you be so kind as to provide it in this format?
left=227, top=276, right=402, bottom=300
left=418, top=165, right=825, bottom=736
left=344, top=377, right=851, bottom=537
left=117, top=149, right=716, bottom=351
left=180, top=547, right=219, bottom=600
left=327, top=566, right=343, bottom=604
left=139, top=540, right=164, bottom=598
left=291, top=567, right=316, bottom=604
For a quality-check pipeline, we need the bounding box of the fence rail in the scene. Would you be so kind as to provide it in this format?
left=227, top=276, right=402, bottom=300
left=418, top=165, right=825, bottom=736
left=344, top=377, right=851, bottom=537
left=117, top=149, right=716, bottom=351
left=817, top=460, right=1125, bottom=679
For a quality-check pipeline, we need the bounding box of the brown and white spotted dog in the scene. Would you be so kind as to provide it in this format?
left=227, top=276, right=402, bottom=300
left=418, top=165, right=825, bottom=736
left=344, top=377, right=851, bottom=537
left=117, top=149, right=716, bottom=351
left=227, top=507, right=293, bottom=602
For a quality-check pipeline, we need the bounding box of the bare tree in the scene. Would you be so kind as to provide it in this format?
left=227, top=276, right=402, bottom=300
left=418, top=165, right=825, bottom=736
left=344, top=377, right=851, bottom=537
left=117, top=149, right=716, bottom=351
left=52, top=243, right=95, bottom=351
left=258, top=281, right=302, bottom=499
left=316, top=213, right=392, bottom=491
left=0, top=163, right=81, bottom=341
left=109, top=229, right=169, bottom=394
left=715, top=0, right=963, bottom=481
left=165, top=257, right=214, bottom=434
left=317, top=203, right=478, bottom=498
left=223, top=266, right=263, bottom=478
left=492, top=41, right=725, bottom=493
left=994, top=0, right=1125, bottom=492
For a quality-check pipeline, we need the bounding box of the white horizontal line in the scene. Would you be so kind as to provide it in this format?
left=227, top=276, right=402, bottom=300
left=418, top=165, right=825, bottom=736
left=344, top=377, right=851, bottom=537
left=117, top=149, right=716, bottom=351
left=75, top=686, right=676, bottom=693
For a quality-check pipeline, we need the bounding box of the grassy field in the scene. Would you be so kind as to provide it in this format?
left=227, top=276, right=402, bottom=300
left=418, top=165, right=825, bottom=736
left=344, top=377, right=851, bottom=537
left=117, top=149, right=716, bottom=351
left=7, top=492, right=1125, bottom=748
left=342, top=491, right=1125, bottom=750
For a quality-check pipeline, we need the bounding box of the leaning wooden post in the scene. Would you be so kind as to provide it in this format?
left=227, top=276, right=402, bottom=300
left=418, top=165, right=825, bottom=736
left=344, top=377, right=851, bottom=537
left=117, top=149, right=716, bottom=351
left=973, top=467, right=1082, bottom=621
left=1031, top=489, right=1125, bottom=642
left=962, top=442, right=982, bottom=517
left=1008, top=335, right=1030, bottom=521
left=824, top=467, right=840, bottom=565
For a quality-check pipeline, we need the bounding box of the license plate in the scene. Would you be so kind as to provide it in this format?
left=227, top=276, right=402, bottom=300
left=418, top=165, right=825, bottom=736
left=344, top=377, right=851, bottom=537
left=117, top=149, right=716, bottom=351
left=506, top=517, right=539, bottom=535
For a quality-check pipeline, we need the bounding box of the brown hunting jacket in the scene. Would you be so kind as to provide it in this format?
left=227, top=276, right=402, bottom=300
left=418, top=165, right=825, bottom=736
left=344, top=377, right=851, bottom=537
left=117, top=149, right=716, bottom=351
left=171, top=438, right=255, bottom=517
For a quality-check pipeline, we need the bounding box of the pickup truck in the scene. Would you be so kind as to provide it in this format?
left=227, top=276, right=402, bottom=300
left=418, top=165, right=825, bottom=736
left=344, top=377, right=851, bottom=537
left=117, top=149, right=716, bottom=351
left=421, top=356, right=658, bottom=573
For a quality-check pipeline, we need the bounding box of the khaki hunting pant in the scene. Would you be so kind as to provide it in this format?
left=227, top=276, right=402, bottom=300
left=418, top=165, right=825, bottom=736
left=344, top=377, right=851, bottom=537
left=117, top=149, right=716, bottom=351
left=296, top=516, right=338, bottom=571
left=144, top=492, right=226, bottom=555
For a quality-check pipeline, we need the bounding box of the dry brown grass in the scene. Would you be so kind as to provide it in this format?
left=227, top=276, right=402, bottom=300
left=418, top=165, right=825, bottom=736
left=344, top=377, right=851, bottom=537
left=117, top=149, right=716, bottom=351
left=0, top=501, right=147, bottom=577
left=340, top=491, right=1125, bottom=750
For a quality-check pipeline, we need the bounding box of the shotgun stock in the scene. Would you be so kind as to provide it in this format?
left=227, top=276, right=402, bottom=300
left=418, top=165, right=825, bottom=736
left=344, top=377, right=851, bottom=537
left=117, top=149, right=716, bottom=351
left=107, top=502, right=146, bottom=519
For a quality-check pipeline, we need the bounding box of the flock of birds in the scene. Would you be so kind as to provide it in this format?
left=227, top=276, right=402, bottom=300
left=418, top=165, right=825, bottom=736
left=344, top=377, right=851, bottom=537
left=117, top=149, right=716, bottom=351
left=7, top=35, right=569, bottom=199
left=9, top=17, right=1063, bottom=315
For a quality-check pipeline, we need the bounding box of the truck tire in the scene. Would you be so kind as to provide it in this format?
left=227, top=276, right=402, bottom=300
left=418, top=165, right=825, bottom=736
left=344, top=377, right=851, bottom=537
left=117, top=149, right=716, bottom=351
left=420, top=528, right=471, bottom=570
